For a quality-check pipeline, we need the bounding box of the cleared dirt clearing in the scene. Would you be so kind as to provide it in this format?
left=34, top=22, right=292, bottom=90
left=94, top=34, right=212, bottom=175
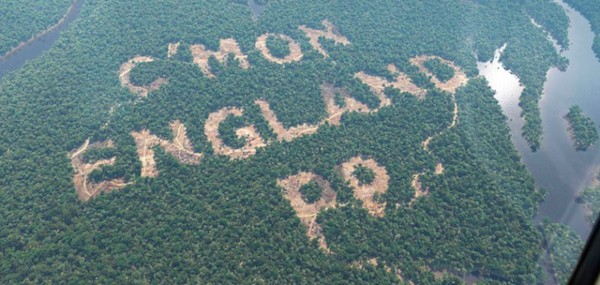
left=70, top=139, right=128, bottom=201
left=339, top=157, right=389, bottom=217
left=255, top=99, right=320, bottom=141
left=204, top=107, right=266, bottom=159
left=190, top=38, right=250, bottom=77
left=119, top=56, right=168, bottom=98
left=131, top=120, right=202, bottom=177
left=409, top=56, right=468, bottom=94
left=322, top=84, right=370, bottom=125
left=355, top=64, right=426, bottom=104
left=255, top=85, right=370, bottom=142
left=299, top=20, right=350, bottom=57
left=278, top=172, right=337, bottom=252
left=167, top=42, right=180, bottom=58
left=255, top=34, right=303, bottom=64
left=435, top=163, right=445, bottom=175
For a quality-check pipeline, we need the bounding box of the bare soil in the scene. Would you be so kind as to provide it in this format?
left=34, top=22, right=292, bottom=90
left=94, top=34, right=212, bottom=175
left=298, top=20, right=350, bottom=57
left=339, top=157, right=389, bottom=217
left=413, top=58, right=465, bottom=191
left=70, top=139, right=129, bottom=201
left=355, top=64, right=426, bottom=104
left=409, top=173, right=429, bottom=206
left=278, top=172, right=337, bottom=252
left=409, top=55, right=469, bottom=94
left=131, top=120, right=202, bottom=177
left=255, top=99, right=320, bottom=141
left=190, top=38, right=250, bottom=77
left=204, top=107, right=266, bottom=159
left=254, top=85, right=370, bottom=142
left=321, top=84, right=370, bottom=125
left=118, top=56, right=168, bottom=97
left=167, top=42, right=180, bottom=58
left=434, top=163, right=445, bottom=175
left=255, top=34, right=303, bottom=64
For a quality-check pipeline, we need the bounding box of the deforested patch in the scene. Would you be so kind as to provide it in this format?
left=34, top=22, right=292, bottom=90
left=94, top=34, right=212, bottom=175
left=70, top=139, right=129, bottom=201
left=119, top=56, right=168, bottom=97
left=409, top=55, right=468, bottom=94
left=321, top=84, right=371, bottom=125
left=167, top=42, right=180, bottom=58
left=255, top=33, right=303, bottom=64
left=190, top=38, right=250, bottom=77
left=278, top=172, right=337, bottom=252
left=254, top=99, right=320, bottom=141
left=355, top=64, right=426, bottom=103
left=204, top=107, right=266, bottom=159
left=131, top=120, right=202, bottom=177
left=299, top=19, right=351, bottom=57
left=409, top=173, right=429, bottom=206
left=339, top=157, right=389, bottom=217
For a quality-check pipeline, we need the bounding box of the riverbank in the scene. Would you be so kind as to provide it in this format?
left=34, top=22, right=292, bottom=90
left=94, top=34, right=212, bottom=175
left=0, top=0, right=84, bottom=82
left=0, top=0, right=79, bottom=62
left=479, top=0, right=600, bottom=239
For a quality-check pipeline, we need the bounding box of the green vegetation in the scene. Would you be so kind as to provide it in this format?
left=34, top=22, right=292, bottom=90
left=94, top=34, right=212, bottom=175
left=565, top=0, right=600, bottom=61
left=541, top=221, right=584, bottom=285
left=579, top=170, right=600, bottom=221
left=0, top=0, right=73, bottom=57
left=423, top=58, right=455, bottom=83
left=300, top=180, right=323, bottom=203
left=353, top=164, right=375, bottom=185
left=218, top=114, right=248, bottom=149
left=83, top=147, right=116, bottom=163
left=565, top=105, right=599, bottom=151
left=334, top=91, right=346, bottom=108
left=265, top=35, right=291, bottom=58
left=0, top=0, right=570, bottom=283
left=580, top=184, right=600, bottom=221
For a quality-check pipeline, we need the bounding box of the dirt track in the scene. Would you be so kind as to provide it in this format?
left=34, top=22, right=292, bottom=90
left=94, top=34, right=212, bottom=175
left=339, top=157, right=389, bottom=217
left=119, top=56, right=168, bottom=97
left=255, top=34, right=303, bottom=64
left=409, top=57, right=467, bottom=202
left=131, top=120, right=202, bottom=177
left=190, top=38, right=250, bottom=77
left=204, top=107, right=266, bottom=159
left=278, top=172, right=337, bottom=252
left=299, top=20, right=350, bottom=57
left=70, top=139, right=129, bottom=201
left=409, top=173, right=429, bottom=206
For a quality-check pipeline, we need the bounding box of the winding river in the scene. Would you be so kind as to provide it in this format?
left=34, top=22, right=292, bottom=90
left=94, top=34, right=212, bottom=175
left=479, top=0, right=600, bottom=239
left=0, top=0, right=84, bottom=81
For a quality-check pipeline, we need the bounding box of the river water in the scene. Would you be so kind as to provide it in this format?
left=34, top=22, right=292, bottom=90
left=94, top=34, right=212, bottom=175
left=0, top=0, right=84, bottom=81
left=478, top=1, right=600, bottom=239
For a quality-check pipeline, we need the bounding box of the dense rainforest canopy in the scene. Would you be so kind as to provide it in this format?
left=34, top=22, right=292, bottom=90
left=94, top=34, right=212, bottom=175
left=0, top=0, right=579, bottom=284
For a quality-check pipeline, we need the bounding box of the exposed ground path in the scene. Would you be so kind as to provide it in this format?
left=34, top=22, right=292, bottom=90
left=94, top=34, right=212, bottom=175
left=408, top=56, right=466, bottom=205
